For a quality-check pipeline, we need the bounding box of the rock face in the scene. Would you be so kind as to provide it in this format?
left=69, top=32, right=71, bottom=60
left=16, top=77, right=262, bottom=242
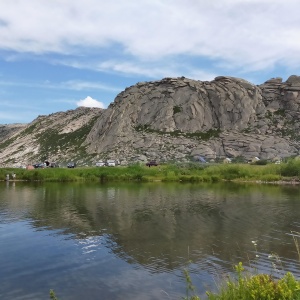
left=0, top=123, right=27, bottom=143
left=0, top=75, right=300, bottom=166
left=85, top=76, right=300, bottom=163
left=0, top=107, right=102, bottom=167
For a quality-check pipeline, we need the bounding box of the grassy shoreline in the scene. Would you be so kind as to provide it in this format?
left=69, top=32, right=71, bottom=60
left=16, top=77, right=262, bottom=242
left=1, top=160, right=299, bottom=183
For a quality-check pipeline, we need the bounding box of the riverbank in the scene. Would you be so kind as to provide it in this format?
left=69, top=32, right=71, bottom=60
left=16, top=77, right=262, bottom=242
left=1, top=160, right=300, bottom=183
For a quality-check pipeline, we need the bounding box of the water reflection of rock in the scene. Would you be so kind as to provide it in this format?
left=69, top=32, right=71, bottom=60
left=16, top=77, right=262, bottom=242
left=1, top=182, right=300, bottom=272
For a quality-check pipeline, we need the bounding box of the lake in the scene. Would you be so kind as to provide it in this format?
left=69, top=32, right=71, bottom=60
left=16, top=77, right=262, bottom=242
left=1, top=181, right=300, bottom=299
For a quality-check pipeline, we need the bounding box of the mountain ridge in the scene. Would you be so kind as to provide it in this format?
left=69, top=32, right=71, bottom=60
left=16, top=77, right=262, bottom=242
left=1, top=75, right=300, bottom=167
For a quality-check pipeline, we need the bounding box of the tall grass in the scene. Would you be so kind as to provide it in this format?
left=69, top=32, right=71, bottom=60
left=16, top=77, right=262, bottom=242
left=206, top=263, right=300, bottom=300
left=1, top=159, right=299, bottom=183
left=280, top=160, right=300, bottom=177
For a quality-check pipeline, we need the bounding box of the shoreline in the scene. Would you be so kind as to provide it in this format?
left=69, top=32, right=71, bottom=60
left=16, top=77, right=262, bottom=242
left=1, top=178, right=300, bottom=185
left=1, top=162, right=300, bottom=184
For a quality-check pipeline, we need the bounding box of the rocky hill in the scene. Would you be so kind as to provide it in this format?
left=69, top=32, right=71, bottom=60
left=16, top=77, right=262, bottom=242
left=1, top=75, right=300, bottom=167
left=0, top=107, right=103, bottom=167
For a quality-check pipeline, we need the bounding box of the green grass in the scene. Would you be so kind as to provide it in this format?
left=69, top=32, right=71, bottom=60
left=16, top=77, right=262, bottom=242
left=1, top=159, right=300, bottom=183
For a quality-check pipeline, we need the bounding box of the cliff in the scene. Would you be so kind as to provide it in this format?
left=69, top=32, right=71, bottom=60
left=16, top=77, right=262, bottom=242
left=1, top=75, right=300, bottom=166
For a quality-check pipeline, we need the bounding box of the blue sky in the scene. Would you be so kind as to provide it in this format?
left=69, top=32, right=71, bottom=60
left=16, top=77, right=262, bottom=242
left=0, top=0, right=300, bottom=124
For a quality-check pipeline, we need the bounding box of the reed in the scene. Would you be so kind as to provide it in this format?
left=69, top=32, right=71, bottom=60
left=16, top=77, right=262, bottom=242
left=291, top=231, right=300, bottom=262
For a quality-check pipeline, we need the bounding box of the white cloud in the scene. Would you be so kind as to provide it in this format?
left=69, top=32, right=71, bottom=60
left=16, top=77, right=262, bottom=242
left=76, top=96, right=105, bottom=108
left=58, top=59, right=217, bottom=81
left=0, top=0, right=299, bottom=75
left=0, top=79, right=120, bottom=92
left=62, top=80, right=121, bottom=92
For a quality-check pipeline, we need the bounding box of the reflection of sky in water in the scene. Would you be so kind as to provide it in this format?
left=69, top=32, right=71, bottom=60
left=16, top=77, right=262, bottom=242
left=0, top=220, right=184, bottom=300
left=1, top=182, right=300, bottom=299
left=107, top=187, right=116, bottom=200
left=76, top=235, right=104, bottom=258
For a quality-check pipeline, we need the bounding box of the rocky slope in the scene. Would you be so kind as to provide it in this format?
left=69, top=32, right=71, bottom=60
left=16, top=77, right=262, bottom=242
left=0, top=107, right=103, bottom=167
left=85, top=75, right=300, bottom=163
left=0, top=75, right=300, bottom=167
left=0, top=123, right=27, bottom=142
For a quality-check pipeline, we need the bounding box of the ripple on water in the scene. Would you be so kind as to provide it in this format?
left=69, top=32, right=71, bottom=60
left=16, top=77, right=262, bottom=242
left=75, top=235, right=107, bottom=260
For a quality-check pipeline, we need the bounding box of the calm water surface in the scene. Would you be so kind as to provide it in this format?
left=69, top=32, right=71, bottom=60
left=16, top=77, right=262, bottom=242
left=0, top=181, right=300, bottom=299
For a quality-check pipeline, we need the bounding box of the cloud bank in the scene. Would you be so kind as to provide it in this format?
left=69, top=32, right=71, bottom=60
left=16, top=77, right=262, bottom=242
left=0, top=0, right=299, bottom=76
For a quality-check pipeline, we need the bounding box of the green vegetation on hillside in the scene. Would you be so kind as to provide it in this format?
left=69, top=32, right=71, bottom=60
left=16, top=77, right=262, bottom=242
left=37, top=116, right=98, bottom=160
left=173, top=105, right=182, bottom=114
left=0, top=136, right=18, bottom=151
left=134, top=124, right=221, bottom=140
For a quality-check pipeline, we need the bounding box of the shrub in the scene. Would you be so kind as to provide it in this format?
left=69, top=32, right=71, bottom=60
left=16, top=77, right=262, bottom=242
left=280, top=160, right=300, bottom=177
left=207, top=263, right=300, bottom=300
left=49, top=289, right=58, bottom=300
left=253, top=159, right=268, bottom=165
left=173, top=105, right=182, bottom=114
left=133, top=173, right=144, bottom=181
left=259, top=174, right=281, bottom=182
left=211, top=175, right=221, bottom=183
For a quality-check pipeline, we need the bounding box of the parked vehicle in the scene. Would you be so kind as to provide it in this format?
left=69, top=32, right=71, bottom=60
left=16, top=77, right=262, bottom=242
left=67, top=162, right=76, bottom=168
left=33, top=163, right=45, bottom=168
left=96, top=161, right=105, bottom=167
left=106, top=160, right=116, bottom=167
left=146, top=161, right=158, bottom=167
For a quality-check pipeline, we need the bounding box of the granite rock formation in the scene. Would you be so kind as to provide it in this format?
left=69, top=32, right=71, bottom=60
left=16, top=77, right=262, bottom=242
left=0, top=75, right=300, bottom=166
left=0, top=107, right=102, bottom=166
left=85, top=75, right=300, bottom=163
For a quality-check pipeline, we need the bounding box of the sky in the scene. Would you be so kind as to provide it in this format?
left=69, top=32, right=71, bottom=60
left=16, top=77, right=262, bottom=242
left=0, top=0, right=300, bottom=124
